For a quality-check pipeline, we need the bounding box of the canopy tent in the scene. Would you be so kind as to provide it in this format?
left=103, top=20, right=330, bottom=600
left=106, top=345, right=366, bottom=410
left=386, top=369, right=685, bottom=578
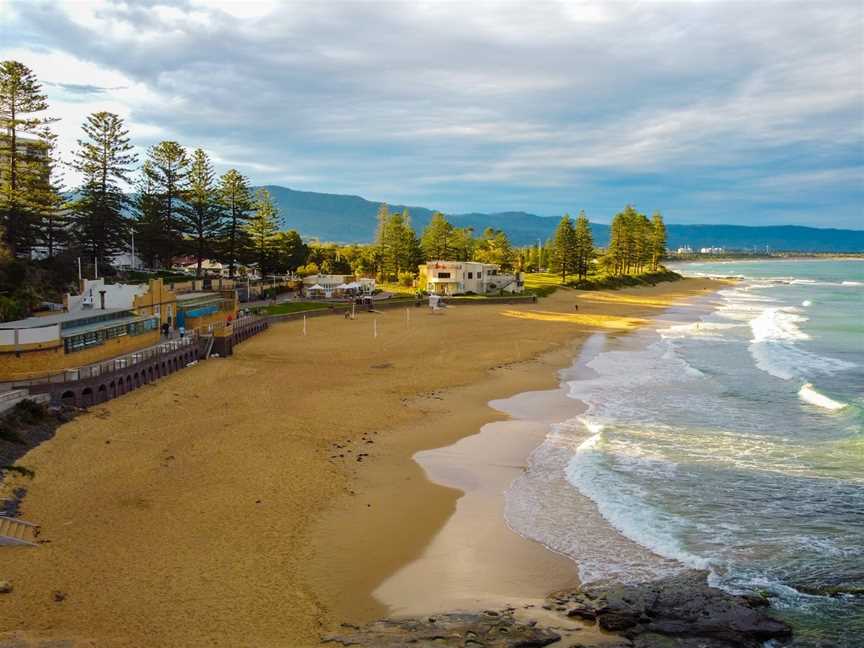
left=308, top=284, right=325, bottom=291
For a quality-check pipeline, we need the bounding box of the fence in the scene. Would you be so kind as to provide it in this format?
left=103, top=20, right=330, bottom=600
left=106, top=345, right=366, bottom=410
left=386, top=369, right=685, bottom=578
left=10, top=334, right=199, bottom=389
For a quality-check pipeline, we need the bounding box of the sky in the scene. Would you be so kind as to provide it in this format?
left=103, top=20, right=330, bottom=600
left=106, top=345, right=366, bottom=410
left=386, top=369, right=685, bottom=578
left=1, top=0, right=863, bottom=228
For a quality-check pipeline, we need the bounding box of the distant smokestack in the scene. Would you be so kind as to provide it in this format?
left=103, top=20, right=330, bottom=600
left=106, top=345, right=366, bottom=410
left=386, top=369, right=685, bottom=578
left=99, top=290, right=107, bottom=310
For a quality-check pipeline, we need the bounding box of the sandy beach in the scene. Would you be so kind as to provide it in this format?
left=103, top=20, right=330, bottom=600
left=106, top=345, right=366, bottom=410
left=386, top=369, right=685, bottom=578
left=0, top=278, right=722, bottom=647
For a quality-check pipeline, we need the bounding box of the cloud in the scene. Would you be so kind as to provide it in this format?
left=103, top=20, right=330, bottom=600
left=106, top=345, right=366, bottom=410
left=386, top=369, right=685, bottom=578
left=1, top=0, right=862, bottom=227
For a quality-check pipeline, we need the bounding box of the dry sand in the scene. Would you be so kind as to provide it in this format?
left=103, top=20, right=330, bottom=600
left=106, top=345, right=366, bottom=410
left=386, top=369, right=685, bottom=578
left=0, top=279, right=721, bottom=647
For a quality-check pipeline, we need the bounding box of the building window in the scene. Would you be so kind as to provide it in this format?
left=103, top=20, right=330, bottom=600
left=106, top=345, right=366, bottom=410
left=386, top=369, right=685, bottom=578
left=438, top=272, right=451, bottom=279
left=477, top=272, right=482, bottom=278
left=467, top=272, right=473, bottom=279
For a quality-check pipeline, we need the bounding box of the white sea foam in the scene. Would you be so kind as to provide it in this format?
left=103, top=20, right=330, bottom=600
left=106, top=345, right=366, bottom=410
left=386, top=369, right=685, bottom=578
left=798, top=383, right=848, bottom=411
left=659, top=320, right=742, bottom=340
left=565, top=427, right=713, bottom=574
left=750, top=307, right=810, bottom=343
left=802, top=300, right=812, bottom=307
left=841, top=280, right=862, bottom=286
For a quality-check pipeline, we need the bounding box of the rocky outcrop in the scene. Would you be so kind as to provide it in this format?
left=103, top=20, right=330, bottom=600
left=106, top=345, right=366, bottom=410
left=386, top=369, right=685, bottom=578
left=324, top=613, right=561, bottom=647
left=322, top=571, right=793, bottom=647
left=548, top=571, right=791, bottom=647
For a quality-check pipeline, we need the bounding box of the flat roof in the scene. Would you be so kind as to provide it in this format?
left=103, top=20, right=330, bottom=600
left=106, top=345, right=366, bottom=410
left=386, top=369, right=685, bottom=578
left=176, top=292, right=219, bottom=301
left=0, top=308, right=132, bottom=330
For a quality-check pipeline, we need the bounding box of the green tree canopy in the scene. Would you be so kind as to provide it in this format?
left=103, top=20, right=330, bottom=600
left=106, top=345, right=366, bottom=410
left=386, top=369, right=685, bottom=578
left=573, top=210, right=594, bottom=280
left=144, top=140, right=190, bottom=267
left=71, top=111, right=138, bottom=267
left=217, top=169, right=253, bottom=278
left=474, top=227, right=514, bottom=270
left=184, top=148, right=221, bottom=277
left=0, top=61, right=60, bottom=256
left=420, top=211, right=455, bottom=260
left=245, top=188, right=280, bottom=274
left=550, top=214, right=577, bottom=282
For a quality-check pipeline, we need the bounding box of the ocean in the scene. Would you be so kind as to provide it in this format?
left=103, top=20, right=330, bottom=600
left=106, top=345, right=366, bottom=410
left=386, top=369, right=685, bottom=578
left=505, top=259, right=864, bottom=647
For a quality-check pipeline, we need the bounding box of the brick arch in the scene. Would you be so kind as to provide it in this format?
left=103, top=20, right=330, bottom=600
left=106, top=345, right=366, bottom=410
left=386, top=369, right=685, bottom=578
left=126, top=375, right=133, bottom=391
left=110, top=381, right=117, bottom=398
left=60, top=390, right=76, bottom=407
left=97, top=384, right=107, bottom=403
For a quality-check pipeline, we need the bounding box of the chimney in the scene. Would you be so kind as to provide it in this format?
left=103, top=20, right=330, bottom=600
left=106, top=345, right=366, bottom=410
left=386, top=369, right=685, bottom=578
left=99, top=290, right=107, bottom=310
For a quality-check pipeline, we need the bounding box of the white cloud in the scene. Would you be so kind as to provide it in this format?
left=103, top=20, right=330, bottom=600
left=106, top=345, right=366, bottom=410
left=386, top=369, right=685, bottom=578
left=1, top=0, right=862, bottom=225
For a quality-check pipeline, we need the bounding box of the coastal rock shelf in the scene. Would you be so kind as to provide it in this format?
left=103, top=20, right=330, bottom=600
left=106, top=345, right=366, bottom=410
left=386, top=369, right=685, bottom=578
left=324, top=613, right=562, bottom=647
left=323, top=571, right=793, bottom=648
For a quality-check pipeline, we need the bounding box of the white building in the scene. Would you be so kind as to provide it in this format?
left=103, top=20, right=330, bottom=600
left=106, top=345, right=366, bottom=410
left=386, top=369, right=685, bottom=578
left=66, top=278, right=149, bottom=312
left=301, top=274, right=375, bottom=298
left=421, top=261, right=522, bottom=296
left=699, top=247, right=725, bottom=255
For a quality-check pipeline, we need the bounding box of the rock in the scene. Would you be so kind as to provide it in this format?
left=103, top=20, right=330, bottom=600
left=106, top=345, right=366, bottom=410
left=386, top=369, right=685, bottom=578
left=566, top=603, right=597, bottom=620
left=52, top=590, right=66, bottom=602
left=0, top=580, right=12, bottom=594
left=598, top=612, right=639, bottom=631
left=323, top=612, right=561, bottom=647
left=546, top=571, right=792, bottom=647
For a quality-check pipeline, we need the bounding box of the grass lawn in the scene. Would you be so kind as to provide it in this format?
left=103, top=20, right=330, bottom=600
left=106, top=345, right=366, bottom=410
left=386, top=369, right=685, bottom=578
left=377, top=282, right=417, bottom=296
left=523, top=269, right=682, bottom=295
left=264, top=301, right=333, bottom=315
left=523, top=272, right=571, bottom=297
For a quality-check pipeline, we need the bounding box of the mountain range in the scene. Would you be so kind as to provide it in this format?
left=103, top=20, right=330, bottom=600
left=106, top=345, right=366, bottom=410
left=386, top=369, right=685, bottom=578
left=259, top=185, right=864, bottom=253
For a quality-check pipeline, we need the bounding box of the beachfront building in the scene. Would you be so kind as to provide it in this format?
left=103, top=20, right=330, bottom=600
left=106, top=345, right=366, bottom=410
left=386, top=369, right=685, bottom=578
left=419, top=261, right=523, bottom=296
left=302, top=274, right=375, bottom=298
left=0, top=304, right=161, bottom=382
left=0, top=278, right=239, bottom=382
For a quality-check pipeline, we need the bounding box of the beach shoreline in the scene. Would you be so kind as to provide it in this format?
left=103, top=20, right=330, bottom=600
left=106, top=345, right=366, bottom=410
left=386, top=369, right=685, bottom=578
left=301, top=281, right=730, bottom=636
left=0, top=278, right=727, bottom=647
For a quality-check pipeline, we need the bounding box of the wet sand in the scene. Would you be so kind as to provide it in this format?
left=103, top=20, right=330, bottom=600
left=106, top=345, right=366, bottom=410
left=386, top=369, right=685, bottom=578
left=0, top=279, right=722, bottom=647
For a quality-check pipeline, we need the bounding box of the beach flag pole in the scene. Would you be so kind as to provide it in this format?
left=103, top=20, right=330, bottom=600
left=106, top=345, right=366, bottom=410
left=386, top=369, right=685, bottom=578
left=374, top=318, right=378, bottom=339
left=303, top=315, right=307, bottom=336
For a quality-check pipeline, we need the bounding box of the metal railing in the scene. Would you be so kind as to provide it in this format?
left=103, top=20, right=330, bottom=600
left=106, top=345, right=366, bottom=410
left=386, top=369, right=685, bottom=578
left=9, top=333, right=199, bottom=388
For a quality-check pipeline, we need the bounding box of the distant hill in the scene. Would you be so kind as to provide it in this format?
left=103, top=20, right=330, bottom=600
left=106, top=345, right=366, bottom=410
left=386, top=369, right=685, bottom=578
left=259, top=185, right=864, bottom=252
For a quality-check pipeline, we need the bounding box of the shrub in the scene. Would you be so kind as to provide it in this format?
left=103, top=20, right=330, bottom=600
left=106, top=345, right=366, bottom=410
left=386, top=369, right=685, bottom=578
left=397, top=271, right=415, bottom=287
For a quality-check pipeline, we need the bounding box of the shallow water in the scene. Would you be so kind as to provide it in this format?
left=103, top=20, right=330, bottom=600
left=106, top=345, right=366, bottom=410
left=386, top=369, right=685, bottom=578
left=506, top=260, right=864, bottom=647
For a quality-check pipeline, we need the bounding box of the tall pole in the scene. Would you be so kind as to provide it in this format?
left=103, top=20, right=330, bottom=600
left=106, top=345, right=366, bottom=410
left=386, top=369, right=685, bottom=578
left=77, top=257, right=82, bottom=282
left=131, top=229, right=136, bottom=271
left=95, top=256, right=98, bottom=279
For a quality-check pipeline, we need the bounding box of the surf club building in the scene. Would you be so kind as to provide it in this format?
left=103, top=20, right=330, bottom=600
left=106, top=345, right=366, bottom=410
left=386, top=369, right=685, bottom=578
left=0, top=278, right=239, bottom=382
left=419, top=261, right=523, bottom=296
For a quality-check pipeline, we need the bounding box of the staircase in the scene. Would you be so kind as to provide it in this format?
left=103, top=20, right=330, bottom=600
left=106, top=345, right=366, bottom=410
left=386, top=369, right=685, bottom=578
left=199, top=334, right=215, bottom=360
left=0, top=515, right=39, bottom=546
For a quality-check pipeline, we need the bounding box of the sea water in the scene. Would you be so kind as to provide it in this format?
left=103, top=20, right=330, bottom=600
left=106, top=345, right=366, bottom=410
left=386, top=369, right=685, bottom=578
left=505, top=259, right=864, bottom=647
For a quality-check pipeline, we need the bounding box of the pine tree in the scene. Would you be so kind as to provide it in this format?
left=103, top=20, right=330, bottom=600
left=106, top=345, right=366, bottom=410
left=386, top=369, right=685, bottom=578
left=144, top=141, right=189, bottom=267
left=71, top=111, right=138, bottom=267
left=650, top=211, right=667, bottom=270
left=451, top=227, right=475, bottom=261
left=0, top=60, right=58, bottom=255
left=551, top=214, right=577, bottom=283
left=33, top=136, right=69, bottom=260
left=245, top=188, right=279, bottom=275
left=375, top=207, right=421, bottom=279
left=132, top=161, right=163, bottom=269
left=475, top=227, right=514, bottom=270
left=420, top=211, right=454, bottom=260
left=217, top=169, right=253, bottom=278
left=184, top=148, right=221, bottom=277
left=271, top=230, right=307, bottom=273
left=573, top=210, right=594, bottom=280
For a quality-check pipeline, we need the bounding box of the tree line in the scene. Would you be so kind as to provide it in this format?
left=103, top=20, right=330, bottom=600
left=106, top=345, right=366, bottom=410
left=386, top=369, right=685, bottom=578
left=1, top=58, right=669, bottom=311
left=0, top=60, right=307, bottom=281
